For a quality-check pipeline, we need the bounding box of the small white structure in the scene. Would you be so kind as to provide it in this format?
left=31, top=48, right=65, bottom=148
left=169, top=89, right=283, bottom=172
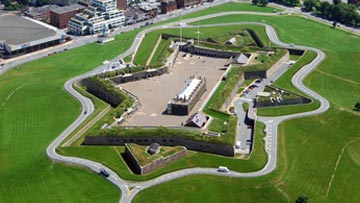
left=98, top=36, right=115, bottom=43
left=185, top=112, right=208, bottom=128
left=226, top=37, right=237, bottom=45
left=257, top=92, right=271, bottom=97
left=233, top=53, right=249, bottom=65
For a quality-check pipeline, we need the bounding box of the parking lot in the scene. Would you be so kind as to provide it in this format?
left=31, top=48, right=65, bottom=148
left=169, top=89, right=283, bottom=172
left=119, top=52, right=228, bottom=126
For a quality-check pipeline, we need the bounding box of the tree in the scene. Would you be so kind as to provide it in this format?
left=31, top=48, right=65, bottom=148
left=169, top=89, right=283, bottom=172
left=259, top=0, right=268, bottom=6
left=355, top=102, right=360, bottom=111
left=303, top=0, right=319, bottom=11
left=252, top=0, right=258, bottom=5
left=333, top=0, right=341, bottom=5
left=319, top=2, right=331, bottom=18
left=295, top=195, right=308, bottom=203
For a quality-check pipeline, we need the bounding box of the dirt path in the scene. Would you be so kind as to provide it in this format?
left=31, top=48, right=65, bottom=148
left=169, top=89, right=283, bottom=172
left=325, top=137, right=360, bottom=200
left=0, top=82, right=39, bottom=111
left=62, top=105, right=111, bottom=147
left=315, top=69, right=360, bottom=86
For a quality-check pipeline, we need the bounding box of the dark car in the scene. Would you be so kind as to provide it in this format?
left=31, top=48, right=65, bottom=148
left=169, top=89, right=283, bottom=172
left=100, top=168, right=110, bottom=177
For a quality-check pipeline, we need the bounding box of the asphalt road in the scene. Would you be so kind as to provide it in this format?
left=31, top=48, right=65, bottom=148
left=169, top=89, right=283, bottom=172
left=4, top=8, right=329, bottom=203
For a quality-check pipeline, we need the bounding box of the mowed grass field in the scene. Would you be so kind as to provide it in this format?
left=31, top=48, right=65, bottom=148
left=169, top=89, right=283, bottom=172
left=133, top=24, right=269, bottom=65
left=0, top=31, right=140, bottom=202
left=133, top=13, right=360, bottom=203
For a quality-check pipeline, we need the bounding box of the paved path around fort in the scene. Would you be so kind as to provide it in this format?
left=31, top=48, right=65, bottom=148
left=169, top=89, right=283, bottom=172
left=37, top=10, right=329, bottom=203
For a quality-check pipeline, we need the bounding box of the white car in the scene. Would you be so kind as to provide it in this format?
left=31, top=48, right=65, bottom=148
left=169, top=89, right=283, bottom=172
left=218, top=166, right=230, bottom=172
left=235, top=141, right=241, bottom=149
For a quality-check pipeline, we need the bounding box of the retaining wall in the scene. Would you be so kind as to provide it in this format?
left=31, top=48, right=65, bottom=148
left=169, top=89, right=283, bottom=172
left=179, top=44, right=240, bottom=58
left=81, top=79, right=122, bottom=107
left=221, top=73, right=245, bottom=111
left=255, top=85, right=312, bottom=108
left=83, top=136, right=235, bottom=156
left=243, top=50, right=289, bottom=80
left=266, top=51, right=289, bottom=77
left=124, top=144, right=187, bottom=174
left=256, top=97, right=312, bottom=108
left=110, top=66, right=169, bottom=84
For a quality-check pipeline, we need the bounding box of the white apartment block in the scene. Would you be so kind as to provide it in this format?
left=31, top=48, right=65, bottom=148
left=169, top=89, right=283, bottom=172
left=68, top=0, right=125, bottom=35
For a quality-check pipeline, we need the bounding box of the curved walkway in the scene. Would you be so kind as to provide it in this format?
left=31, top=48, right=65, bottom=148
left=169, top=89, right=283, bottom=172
left=46, top=11, right=330, bottom=203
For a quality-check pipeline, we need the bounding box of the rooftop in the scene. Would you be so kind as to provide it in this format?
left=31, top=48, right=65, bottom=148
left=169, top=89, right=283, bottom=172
left=177, top=78, right=202, bottom=102
left=0, top=14, right=57, bottom=46
left=50, top=4, right=85, bottom=15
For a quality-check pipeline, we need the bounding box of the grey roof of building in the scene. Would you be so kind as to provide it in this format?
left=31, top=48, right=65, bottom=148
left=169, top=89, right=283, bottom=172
left=50, top=4, right=85, bottom=14
left=234, top=53, right=249, bottom=64
left=147, top=142, right=160, bottom=155
left=185, top=112, right=207, bottom=128
left=0, top=14, right=57, bottom=46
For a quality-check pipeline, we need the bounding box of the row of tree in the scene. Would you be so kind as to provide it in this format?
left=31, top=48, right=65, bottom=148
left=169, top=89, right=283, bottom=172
left=303, top=0, right=360, bottom=27
left=271, top=0, right=300, bottom=7
left=2, top=0, right=52, bottom=10
left=252, top=0, right=269, bottom=7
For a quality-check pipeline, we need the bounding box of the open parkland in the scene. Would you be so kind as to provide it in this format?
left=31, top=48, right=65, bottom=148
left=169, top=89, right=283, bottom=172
left=0, top=2, right=360, bottom=203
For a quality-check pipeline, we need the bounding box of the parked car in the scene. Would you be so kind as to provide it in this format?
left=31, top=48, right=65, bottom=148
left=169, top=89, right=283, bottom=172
left=99, top=168, right=110, bottom=177
left=235, top=141, right=241, bottom=149
left=218, top=166, right=230, bottom=172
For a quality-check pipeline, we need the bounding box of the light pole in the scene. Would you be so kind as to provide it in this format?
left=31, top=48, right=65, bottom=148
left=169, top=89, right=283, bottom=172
left=352, top=19, right=356, bottom=33
left=196, top=22, right=200, bottom=46
left=180, top=11, right=183, bottom=44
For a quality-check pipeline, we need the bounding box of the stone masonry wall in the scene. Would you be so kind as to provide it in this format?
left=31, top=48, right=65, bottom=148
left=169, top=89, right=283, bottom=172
left=83, top=136, right=234, bottom=156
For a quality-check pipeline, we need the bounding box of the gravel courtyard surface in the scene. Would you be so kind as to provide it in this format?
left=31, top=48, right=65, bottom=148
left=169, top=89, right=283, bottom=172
left=120, top=52, right=228, bottom=126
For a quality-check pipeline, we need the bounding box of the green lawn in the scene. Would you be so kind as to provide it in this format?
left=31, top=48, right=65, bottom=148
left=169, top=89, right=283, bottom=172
left=149, top=38, right=172, bottom=65
left=134, top=24, right=270, bottom=66
left=134, top=11, right=360, bottom=203
left=0, top=31, right=139, bottom=202
left=59, top=129, right=267, bottom=181
left=2, top=2, right=359, bottom=203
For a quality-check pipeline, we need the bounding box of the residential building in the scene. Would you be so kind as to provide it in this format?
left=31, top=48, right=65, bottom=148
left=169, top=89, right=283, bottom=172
left=138, top=2, right=157, bottom=18
left=117, top=0, right=127, bottom=10
left=24, top=5, right=60, bottom=21
left=50, top=4, right=85, bottom=29
left=52, top=0, right=79, bottom=6
left=67, top=0, right=125, bottom=35
left=176, top=0, right=202, bottom=8
left=160, top=0, right=177, bottom=13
